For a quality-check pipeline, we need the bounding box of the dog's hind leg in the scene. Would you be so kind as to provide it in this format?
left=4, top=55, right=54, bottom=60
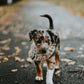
left=34, top=61, right=43, bottom=81
left=55, top=50, right=59, bottom=69
left=55, top=50, right=60, bottom=76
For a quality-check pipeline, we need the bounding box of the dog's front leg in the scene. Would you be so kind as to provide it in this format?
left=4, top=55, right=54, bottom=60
left=46, top=58, right=54, bottom=84
left=34, top=61, right=43, bottom=81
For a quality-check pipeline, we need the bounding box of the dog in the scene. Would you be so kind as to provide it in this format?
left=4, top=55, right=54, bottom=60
left=27, top=14, right=60, bottom=84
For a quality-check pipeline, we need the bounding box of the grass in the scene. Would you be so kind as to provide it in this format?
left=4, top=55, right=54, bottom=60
left=0, top=0, right=29, bottom=18
left=44, top=0, right=84, bottom=16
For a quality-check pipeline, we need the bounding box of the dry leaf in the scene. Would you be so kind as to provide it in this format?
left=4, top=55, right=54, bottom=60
left=11, top=69, right=18, bottom=72
left=0, top=56, right=6, bottom=59
left=20, top=59, right=24, bottom=62
left=15, top=57, right=24, bottom=62
left=0, top=61, right=1, bottom=63
left=61, top=58, right=72, bottom=63
left=2, top=44, right=10, bottom=50
left=2, top=30, right=8, bottom=35
left=61, top=58, right=76, bottom=65
left=26, top=58, right=33, bottom=63
left=3, top=57, right=8, bottom=63
left=25, top=46, right=28, bottom=49
left=78, top=65, right=84, bottom=68
left=21, top=64, right=29, bottom=68
left=55, top=70, right=61, bottom=76
left=64, top=47, right=75, bottom=51
left=8, top=53, right=16, bottom=58
left=15, top=46, right=21, bottom=55
left=14, top=34, right=27, bottom=39
left=15, top=57, right=21, bottom=61
left=68, top=61, right=76, bottom=65
left=0, top=38, right=11, bottom=44
left=0, top=52, right=5, bottom=55
left=21, top=42, right=27, bottom=45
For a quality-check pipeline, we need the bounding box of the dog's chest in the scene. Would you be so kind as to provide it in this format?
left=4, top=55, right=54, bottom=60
left=28, top=44, right=55, bottom=61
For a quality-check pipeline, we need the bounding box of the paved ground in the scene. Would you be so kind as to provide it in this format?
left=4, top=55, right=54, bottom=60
left=0, top=0, right=84, bottom=84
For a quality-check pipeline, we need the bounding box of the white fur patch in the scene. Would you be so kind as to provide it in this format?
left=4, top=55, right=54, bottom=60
left=46, top=69, right=54, bottom=84
left=35, top=76, right=43, bottom=81
left=55, top=66, right=59, bottom=69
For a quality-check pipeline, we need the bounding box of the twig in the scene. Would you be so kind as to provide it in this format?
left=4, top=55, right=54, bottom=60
left=0, top=73, right=16, bottom=77
left=67, top=70, right=84, bottom=78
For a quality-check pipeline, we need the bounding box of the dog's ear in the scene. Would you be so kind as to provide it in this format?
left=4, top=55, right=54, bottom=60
left=29, top=30, right=38, bottom=41
left=29, top=31, right=33, bottom=41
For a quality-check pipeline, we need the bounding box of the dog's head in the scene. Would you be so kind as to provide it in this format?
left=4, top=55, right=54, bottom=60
left=29, top=29, right=60, bottom=54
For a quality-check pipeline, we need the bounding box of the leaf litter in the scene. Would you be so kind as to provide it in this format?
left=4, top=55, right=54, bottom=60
left=61, top=58, right=76, bottom=65
left=3, top=57, right=8, bottom=63
left=64, top=47, right=75, bottom=51
left=11, top=69, right=18, bottom=72
left=15, top=57, right=24, bottom=62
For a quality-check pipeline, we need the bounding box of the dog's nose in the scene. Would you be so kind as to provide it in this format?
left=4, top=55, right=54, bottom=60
left=41, top=48, right=46, bottom=54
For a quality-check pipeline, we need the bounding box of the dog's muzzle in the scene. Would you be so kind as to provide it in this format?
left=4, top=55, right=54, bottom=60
left=41, top=48, right=46, bottom=54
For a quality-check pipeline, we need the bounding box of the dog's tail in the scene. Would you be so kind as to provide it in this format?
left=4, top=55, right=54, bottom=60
left=40, top=14, right=54, bottom=29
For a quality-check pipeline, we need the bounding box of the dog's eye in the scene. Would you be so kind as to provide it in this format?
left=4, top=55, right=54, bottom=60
left=45, top=40, right=50, bottom=45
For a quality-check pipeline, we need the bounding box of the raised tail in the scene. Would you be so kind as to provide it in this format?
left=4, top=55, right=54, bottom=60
left=40, top=14, right=54, bottom=29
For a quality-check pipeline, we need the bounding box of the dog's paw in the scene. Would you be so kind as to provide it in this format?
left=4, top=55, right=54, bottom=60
left=35, top=76, right=43, bottom=81
left=43, top=63, right=47, bottom=67
left=55, top=66, right=59, bottom=69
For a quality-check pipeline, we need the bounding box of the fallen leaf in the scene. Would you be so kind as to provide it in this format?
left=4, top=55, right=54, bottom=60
left=61, top=58, right=72, bottom=63
left=2, top=44, right=10, bottom=50
left=15, top=57, right=24, bottom=62
left=14, top=34, right=27, bottom=39
left=3, top=57, right=8, bottom=63
left=78, top=65, right=84, bottom=68
left=15, top=46, right=21, bottom=55
left=61, top=58, right=76, bottom=65
left=68, top=61, right=76, bottom=65
left=0, top=61, right=1, bottom=63
left=21, top=42, right=27, bottom=45
left=2, top=30, right=8, bottom=35
left=0, top=52, right=5, bottom=55
left=0, top=56, right=6, bottom=59
left=0, top=38, right=11, bottom=44
left=11, top=69, right=18, bottom=72
left=21, top=64, right=29, bottom=68
left=26, top=58, right=33, bottom=63
left=64, top=47, right=75, bottom=51
left=15, top=57, right=20, bottom=61
left=55, top=70, right=61, bottom=76
left=25, top=46, right=28, bottom=49
left=8, top=53, right=16, bottom=58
